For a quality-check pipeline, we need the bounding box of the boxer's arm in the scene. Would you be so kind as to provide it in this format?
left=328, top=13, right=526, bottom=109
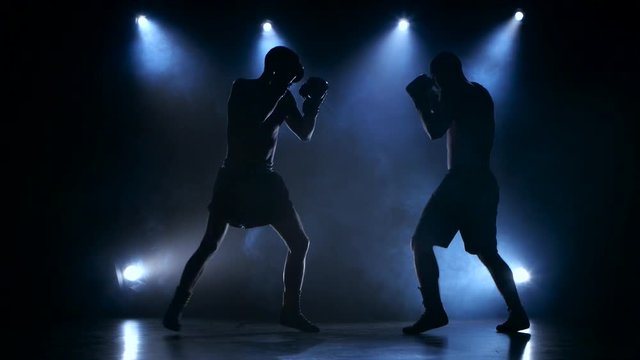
left=283, top=91, right=316, bottom=141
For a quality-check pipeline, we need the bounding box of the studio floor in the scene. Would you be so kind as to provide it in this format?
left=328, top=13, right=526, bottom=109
left=40, top=317, right=635, bottom=360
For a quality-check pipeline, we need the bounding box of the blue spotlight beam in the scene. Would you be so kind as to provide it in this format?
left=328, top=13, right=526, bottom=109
left=132, top=15, right=209, bottom=95
left=252, top=22, right=287, bottom=77
left=134, top=16, right=175, bottom=76
left=467, top=16, right=523, bottom=104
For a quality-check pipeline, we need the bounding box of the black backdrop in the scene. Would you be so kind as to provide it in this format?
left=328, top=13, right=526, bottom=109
left=13, top=0, right=637, bottom=330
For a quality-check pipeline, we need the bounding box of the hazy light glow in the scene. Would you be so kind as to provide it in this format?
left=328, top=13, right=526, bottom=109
left=330, top=13, right=419, bottom=139
left=513, top=266, right=531, bottom=284
left=515, top=11, right=524, bottom=21
left=467, top=16, right=522, bottom=104
left=398, top=19, right=410, bottom=31
left=123, top=264, right=144, bottom=281
left=133, top=17, right=174, bottom=76
left=132, top=16, right=205, bottom=93
left=253, top=23, right=287, bottom=77
left=135, top=15, right=149, bottom=28
left=262, top=21, right=272, bottom=32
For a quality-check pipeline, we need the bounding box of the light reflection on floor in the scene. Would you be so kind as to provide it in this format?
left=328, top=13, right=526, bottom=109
left=43, top=318, right=632, bottom=360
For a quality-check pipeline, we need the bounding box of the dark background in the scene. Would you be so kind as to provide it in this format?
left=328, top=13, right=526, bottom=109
left=13, top=0, right=637, bottom=331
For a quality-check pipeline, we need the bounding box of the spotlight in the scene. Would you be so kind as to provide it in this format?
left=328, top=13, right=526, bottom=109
left=135, top=15, right=148, bottom=26
left=514, top=10, right=524, bottom=21
left=513, top=267, right=530, bottom=284
left=262, top=21, right=273, bottom=32
left=115, top=261, right=147, bottom=291
left=123, top=264, right=144, bottom=282
left=397, top=18, right=410, bottom=31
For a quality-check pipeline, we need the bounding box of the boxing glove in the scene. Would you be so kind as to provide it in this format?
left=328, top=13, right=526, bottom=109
left=406, top=74, right=434, bottom=98
left=299, top=77, right=329, bottom=100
